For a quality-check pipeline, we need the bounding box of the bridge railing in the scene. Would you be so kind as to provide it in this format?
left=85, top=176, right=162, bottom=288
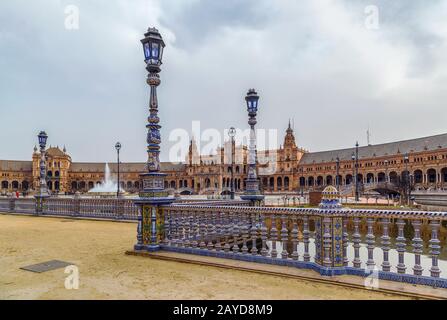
left=156, top=204, right=447, bottom=288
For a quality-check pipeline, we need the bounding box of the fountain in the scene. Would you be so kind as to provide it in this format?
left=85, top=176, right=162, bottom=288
left=88, top=163, right=125, bottom=197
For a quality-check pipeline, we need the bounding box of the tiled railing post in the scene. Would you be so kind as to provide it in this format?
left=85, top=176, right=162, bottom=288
left=260, top=213, right=268, bottom=257
left=291, top=216, right=299, bottom=261
left=270, top=214, right=278, bottom=258
left=429, top=220, right=441, bottom=278
left=366, top=217, right=376, bottom=270
left=303, top=216, right=310, bottom=262
left=250, top=212, right=258, bottom=255
left=232, top=212, right=240, bottom=253
left=9, top=198, right=15, bottom=213
left=281, top=214, right=289, bottom=259
left=342, top=216, right=349, bottom=266
left=412, top=219, right=423, bottom=276
left=352, top=217, right=362, bottom=268
left=322, top=216, right=332, bottom=267
left=381, top=218, right=391, bottom=272
left=396, top=219, right=407, bottom=274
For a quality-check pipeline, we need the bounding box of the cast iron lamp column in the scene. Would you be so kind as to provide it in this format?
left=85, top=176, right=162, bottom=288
left=335, top=156, right=340, bottom=190
left=240, top=89, right=264, bottom=206
left=228, top=127, right=236, bottom=200
left=404, top=153, right=410, bottom=206
left=355, top=142, right=359, bottom=202
left=134, top=27, right=174, bottom=252
left=35, top=131, right=49, bottom=214
left=115, top=142, right=121, bottom=198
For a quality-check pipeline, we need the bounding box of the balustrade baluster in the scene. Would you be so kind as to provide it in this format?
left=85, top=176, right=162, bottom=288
left=215, top=211, right=222, bottom=251
left=163, top=209, right=170, bottom=245
left=184, top=211, right=191, bottom=248
left=224, top=211, right=231, bottom=253
left=322, top=216, right=332, bottom=267
left=250, top=212, right=258, bottom=255
left=270, top=214, right=278, bottom=258
left=352, top=216, right=361, bottom=268
left=381, top=218, right=391, bottom=272
left=206, top=211, right=215, bottom=250
left=191, top=211, right=199, bottom=248
left=232, top=212, right=240, bottom=253
left=199, top=212, right=207, bottom=249
left=342, top=217, right=349, bottom=266
left=396, top=218, right=407, bottom=274
left=303, top=216, right=310, bottom=262
left=179, top=211, right=186, bottom=247
left=366, top=217, right=375, bottom=270
left=281, top=214, right=289, bottom=259
left=411, top=219, right=423, bottom=276
left=429, top=220, right=441, bottom=278
left=241, top=213, right=249, bottom=254
left=291, top=216, right=299, bottom=261
left=260, top=213, right=268, bottom=257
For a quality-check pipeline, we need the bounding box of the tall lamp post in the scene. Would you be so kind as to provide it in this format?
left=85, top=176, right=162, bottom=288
left=240, top=89, right=264, bottom=206
left=35, top=131, right=49, bottom=214
left=300, top=167, right=304, bottom=197
left=335, top=156, right=340, bottom=190
left=228, top=127, right=236, bottom=200
left=404, top=152, right=410, bottom=206
left=354, top=142, right=359, bottom=202
left=134, top=27, right=174, bottom=253
left=115, top=142, right=121, bottom=198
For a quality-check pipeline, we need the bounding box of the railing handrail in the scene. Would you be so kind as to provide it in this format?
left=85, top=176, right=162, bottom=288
left=161, top=203, right=447, bottom=219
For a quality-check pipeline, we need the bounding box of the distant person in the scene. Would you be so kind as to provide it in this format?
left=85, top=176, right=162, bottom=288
left=15, top=191, right=19, bottom=198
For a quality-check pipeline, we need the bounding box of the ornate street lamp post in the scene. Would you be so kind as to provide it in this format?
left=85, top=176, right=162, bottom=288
left=115, top=142, right=121, bottom=198
left=134, top=27, right=173, bottom=252
left=240, top=89, right=264, bottom=206
left=228, top=127, right=236, bottom=200
left=335, top=156, right=340, bottom=190
left=35, top=131, right=49, bottom=214
left=354, top=142, right=359, bottom=202
left=404, top=152, right=410, bottom=206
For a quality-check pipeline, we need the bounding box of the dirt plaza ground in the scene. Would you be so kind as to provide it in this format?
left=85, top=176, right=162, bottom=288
left=0, top=214, right=412, bottom=300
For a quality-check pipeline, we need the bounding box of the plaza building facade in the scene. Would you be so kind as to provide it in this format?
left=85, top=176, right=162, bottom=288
left=1, top=124, right=447, bottom=196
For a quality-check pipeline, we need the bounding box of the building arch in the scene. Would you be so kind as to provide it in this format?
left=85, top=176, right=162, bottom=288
left=269, top=177, right=274, bottom=188
left=1, top=181, right=8, bottom=189
left=170, top=181, right=176, bottom=189
left=307, top=176, right=314, bottom=186
left=134, top=181, right=139, bottom=189
left=377, top=172, right=386, bottom=183
left=441, top=168, right=447, bottom=184
left=71, top=181, right=78, bottom=191
left=316, top=176, right=323, bottom=186
left=277, top=177, right=282, bottom=190
left=127, top=181, right=133, bottom=189
left=22, top=181, right=29, bottom=191
left=345, top=174, right=353, bottom=185
left=284, top=176, right=290, bottom=190
left=414, top=170, right=423, bottom=184
left=88, top=181, right=94, bottom=190
left=12, top=181, right=19, bottom=190
left=427, top=168, right=437, bottom=183
left=326, top=175, right=333, bottom=186
left=299, top=177, right=305, bottom=187
left=366, top=173, right=374, bottom=183
left=389, top=171, right=398, bottom=184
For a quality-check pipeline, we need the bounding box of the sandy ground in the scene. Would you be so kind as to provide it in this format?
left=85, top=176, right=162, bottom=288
left=0, top=214, right=410, bottom=300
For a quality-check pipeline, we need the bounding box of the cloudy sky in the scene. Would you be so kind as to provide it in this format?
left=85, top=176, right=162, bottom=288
left=1, top=0, right=446, bottom=163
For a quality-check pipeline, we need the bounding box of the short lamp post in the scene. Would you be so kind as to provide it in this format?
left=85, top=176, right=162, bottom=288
left=228, top=127, right=236, bottom=200
left=134, top=27, right=174, bottom=253
left=35, top=131, right=49, bottom=214
left=240, top=89, right=264, bottom=206
left=115, top=142, right=121, bottom=198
